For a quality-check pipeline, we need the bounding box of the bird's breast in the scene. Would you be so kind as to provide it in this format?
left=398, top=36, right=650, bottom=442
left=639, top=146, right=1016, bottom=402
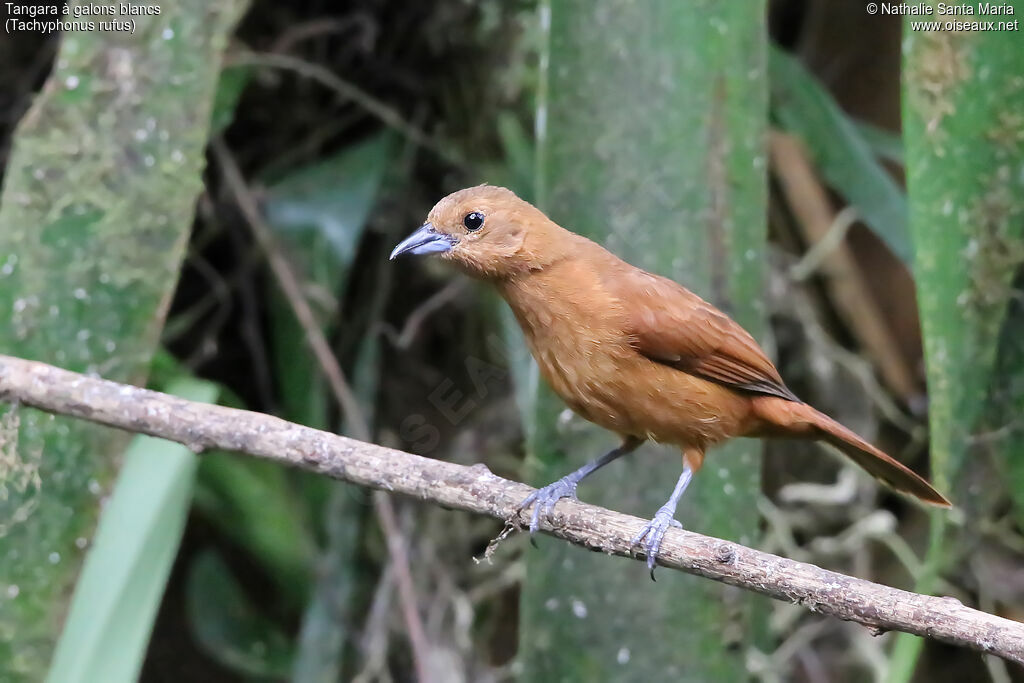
left=500, top=268, right=634, bottom=428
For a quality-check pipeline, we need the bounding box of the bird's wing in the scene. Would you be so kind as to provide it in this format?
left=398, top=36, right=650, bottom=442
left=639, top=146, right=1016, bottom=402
left=605, top=267, right=800, bottom=402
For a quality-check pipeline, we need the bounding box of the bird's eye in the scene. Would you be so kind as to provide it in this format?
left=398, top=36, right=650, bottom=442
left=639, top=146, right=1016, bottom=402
left=463, top=212, right=485, bottom=231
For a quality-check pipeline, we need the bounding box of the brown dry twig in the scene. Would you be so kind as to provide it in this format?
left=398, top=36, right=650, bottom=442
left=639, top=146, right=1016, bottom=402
left=2, top=355, right=1023, bottom=665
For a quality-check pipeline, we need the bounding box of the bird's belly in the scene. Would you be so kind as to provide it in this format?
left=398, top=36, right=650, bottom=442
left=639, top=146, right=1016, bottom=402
left=534, top=343, right=754, bottom=448
left=532, top=344, right=635, bottom=434
left=616, top=361, right=755, bottom=447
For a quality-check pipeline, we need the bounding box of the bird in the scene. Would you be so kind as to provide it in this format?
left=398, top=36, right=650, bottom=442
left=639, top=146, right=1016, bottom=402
left=390, top=185, right=951, bottom=576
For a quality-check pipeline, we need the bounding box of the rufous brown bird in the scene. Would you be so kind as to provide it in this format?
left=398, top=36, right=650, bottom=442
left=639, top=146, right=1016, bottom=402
left=391, top=185, right=950, bottom=574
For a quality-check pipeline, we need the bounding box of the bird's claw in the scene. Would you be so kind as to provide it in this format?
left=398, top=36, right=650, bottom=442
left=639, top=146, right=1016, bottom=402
left=631, top=507, right=683, bottom=580
left=514, top=476, right=579, bottom=535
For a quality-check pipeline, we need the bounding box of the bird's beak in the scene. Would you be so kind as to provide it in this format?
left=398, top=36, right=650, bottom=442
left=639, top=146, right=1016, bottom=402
left=389, top=223, right=455, bottom=260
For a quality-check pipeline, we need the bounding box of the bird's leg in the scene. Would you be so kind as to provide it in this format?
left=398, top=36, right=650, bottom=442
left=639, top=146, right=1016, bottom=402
left=515, top=436, right=643, bottom=535
left=632, top=458, right=697, bottom=580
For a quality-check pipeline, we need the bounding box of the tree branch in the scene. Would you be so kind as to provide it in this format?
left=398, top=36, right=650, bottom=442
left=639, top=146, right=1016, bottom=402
left=1, top=354, right=1021, bottom=665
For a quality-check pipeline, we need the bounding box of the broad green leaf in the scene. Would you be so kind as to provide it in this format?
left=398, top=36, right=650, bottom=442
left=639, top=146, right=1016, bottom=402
left=186, top=550, right=295, bottom=678
left=518, top=2, right=768, bottom=679
left=770, top=46, right=912, bottom=263
left=890, top=11, right=1024, bottom=681
left=0, top=3, right=248, bottom=679
left=47, top=378, right=218, bottom=683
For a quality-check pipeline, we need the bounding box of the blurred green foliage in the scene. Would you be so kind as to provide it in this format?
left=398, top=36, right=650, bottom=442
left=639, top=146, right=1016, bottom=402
left=265, top=133, right=395, bottom=682
left=0, top=3, right=247, bottom=679
left=180, top=133, right=397, bottom=680
left=187, top=550, right=296, bottom=678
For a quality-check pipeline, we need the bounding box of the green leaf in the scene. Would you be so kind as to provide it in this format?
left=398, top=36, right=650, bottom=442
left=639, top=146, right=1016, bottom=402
left=265, top=134, right=395, bottom=271
left=46, top=378, right=218, bottom=683
left=770, top=45, right=912, bottom=263
left=193, top=453, right=316, bottom=608
left=889, top=11, right=1024, bottom=681
left=288, top=492, right=365, bottom=683
left=211, top=66, right=252, bottom=134
left=480, top=112, right=536, bottom=201
left=186, top=550, right=295, bottom=678
left=853, top=119, right=905, bottom=166
left=0, top=4, right=248, bottom=679
left=518, top=2, right=768, bottom=679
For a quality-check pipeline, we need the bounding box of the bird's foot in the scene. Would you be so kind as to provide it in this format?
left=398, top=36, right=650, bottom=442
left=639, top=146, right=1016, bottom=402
left=631, top=507, right=683, bottom=580
left=514, top=476, right=579, bottom=535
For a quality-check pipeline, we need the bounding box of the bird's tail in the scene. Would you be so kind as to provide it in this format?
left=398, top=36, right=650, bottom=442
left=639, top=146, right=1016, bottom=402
left=753, top=398, right=952, bottom=507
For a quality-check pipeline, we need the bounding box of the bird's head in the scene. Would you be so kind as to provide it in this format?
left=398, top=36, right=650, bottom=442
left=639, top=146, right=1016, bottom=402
left=390, top=185, right=563, bottom=279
